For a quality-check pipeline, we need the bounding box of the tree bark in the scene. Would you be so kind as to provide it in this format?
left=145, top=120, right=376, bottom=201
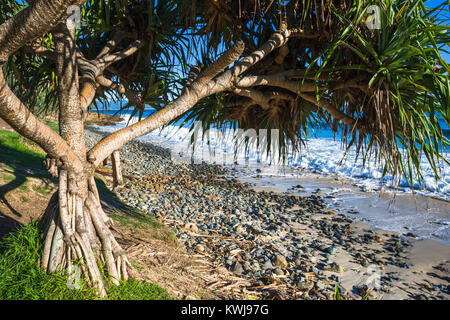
left=39, top=23, right=130, bottom=297
left=54, top=24, right=86, bottom=162
left=1, top=14, right=307, bottom=297
left=40, top=169, right=131, bottom=296
left=111, top=150, right=123, bottom=188
left=0, top=69, right=83, bottom=169
left=0, top=0, right=85, bottom=63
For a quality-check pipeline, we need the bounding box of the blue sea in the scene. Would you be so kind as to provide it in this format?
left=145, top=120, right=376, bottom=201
left=90, top=103, right=450, bottom=245
left=95, top=103, right=450, bottom=200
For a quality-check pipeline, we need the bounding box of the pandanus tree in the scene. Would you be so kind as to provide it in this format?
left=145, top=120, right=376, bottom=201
left=0, top=0, right=448, bottom=296
left=176, top=0, right=449, bottom=185
left=0, top=0, right=317, bottom=295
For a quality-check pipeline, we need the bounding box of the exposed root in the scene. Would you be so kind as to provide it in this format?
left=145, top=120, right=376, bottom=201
left=41, top=169, right=130, bottom=297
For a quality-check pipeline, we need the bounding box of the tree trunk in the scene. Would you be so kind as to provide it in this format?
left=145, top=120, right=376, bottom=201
left=111, top=150, right=123, bottom=188
left=0, top=13, right=292, bottom=296
left=40, top=172, right=129, bottom=297
left=38, top=24, right=129, bottom=297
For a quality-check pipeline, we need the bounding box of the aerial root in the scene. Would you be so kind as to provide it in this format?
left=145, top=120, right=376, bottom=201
left=41, top=170, right=130, bottom=297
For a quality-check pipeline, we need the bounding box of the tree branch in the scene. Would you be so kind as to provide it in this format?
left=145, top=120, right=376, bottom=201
left=230, top=25, right=291, bottom=77
left=330, top=80, right=369, bottom=92
left=0, top=0, right=85, bottom=64
left=0, top=69, right=83, bottom=169
left=23, top=45, right=57, bottom=60
left=96, top=40, right=143, bottom=70
left=78, top=51, right=99, bottom=111
left=274, top=44, right=289, bottom=65
left=87, top=41, right=248, bottom=168
left=233, top=88, right=271, bottom=110
left=95, top=31, right=126, bottom=60
left=236, top=72, right=318, bottom=93
left=288, top=29, right=320, bottom=39
left=96, top=75, right=140, bottom=104
left=78, top=40, right=143, bottom=110
left=194, top=41, right=245, bottom=87
left=87, top=26, right=295, bottom=168
left=298, top=92, right=362, bottom=130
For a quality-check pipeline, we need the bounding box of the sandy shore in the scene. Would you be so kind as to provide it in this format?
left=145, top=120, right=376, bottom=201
left=84, top=111, right=124, bottom=126
left=242, top=174, right=450, bottom=299
left=85, top=126, right=450, bottom=300
left=241, top=173, right=450, bottom=245
left=329, top=223, right=449, bottom=299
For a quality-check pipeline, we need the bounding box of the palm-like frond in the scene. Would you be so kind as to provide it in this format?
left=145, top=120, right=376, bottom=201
left=2, top=0, right=448, bottom=188
left=177, top=0, right=449, bottom=188
left=314, top=0, right=450, bottom=186
left=78, top=0, right=191, bottom=116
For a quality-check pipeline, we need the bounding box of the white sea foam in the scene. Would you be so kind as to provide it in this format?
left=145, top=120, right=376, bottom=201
left=91, top=114, right=450, bottom=201
left=88, top=114, right=450, bottom=244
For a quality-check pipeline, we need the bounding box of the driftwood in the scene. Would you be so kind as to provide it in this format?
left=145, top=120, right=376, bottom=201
left=111, top=150, right=123, bottom=188
left=95, top=167, right=138, bottom=181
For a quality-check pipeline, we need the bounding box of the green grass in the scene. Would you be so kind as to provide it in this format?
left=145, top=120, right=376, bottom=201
left=0, top=222, right=172, bottom=300
left=0, top=173, right=15, bottom=182
left=0, top=124, right=174, bottom=299
left=129, top=260, right=145, bottom=272
left=110, top=211, right=177, bottom=245
left=32, top=184, right=52, bottom=195
left=0, top=117, right=58, bottom=171
left=107, top=279, right=171, bottom=300
left=0, top=129, right=53, bottom=198
left=0, top=171, right=34, bottom=195
left=43, top=119, right=59, bottom=133
left=110, top=211, right=162, bottom=229
left=0, top=130, right=46, bottom=170
left=0, top=164, right=14, bottom=171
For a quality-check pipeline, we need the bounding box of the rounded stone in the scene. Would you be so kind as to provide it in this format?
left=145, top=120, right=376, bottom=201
left=273, top=254, right=288, bottom=268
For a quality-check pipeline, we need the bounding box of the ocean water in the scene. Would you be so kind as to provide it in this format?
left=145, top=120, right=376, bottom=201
left=96, top=107, right=450, bottom=201
left=90, top=107, right=450, bottom=245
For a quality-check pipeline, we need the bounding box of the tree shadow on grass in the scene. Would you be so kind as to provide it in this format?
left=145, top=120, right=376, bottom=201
left=0, top=211, right=23, bottom=240
left=0, top=168, right=26, bottom=218
left=0, top=163, right=26, bottom=238
left=0, top=141, right=52, bottom=239
left=94, top=176, right=142, bottom=217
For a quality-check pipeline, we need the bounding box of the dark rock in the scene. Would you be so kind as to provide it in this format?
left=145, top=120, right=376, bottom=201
left=231, top=262, right=244, bottom=275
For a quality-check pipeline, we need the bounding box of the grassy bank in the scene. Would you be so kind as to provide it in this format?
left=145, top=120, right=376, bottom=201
left=0, top=222, right=171, bottom=300
left=0, top=122, right=173, bottom=300
left=0, top=130, right=46, bottom=169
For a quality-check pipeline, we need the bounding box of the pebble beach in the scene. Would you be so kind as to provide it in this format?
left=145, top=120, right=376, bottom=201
left=85, top=127, right=450, bottom=300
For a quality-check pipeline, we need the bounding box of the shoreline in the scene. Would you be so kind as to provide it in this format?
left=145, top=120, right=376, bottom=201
left=85, top=125, right=450, bottom=300
left=239, top=173, right=450, bottom=247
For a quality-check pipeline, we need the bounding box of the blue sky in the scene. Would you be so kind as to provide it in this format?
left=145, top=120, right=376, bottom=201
left=426, top=0, right=450, bottom=63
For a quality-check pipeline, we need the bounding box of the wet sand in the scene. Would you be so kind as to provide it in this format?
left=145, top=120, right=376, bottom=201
left=85, top=127, right=450, bottom=299
left=240, top=174, right=450, bottom=299
left=337, top=223, right=450, bottom=299
left=240, top=173, right=450, bottom=245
